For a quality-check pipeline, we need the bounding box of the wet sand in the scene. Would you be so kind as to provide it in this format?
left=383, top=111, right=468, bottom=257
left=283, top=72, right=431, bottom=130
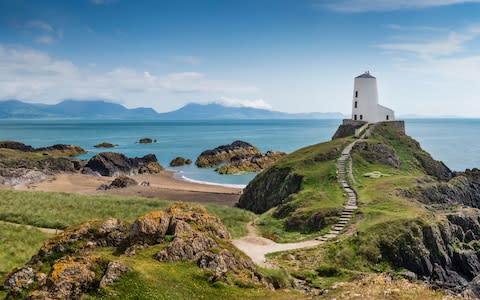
left=12, top=171, right=242, bottom=207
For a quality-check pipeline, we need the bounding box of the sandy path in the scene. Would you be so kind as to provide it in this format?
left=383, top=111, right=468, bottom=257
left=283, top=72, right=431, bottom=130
left=232, top=222, right=321, bottom=268
left=14, top=171, right=242, bottom=207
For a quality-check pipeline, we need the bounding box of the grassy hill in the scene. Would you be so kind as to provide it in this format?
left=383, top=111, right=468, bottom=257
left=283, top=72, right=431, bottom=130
left=238, top=122, right=480, bottom=296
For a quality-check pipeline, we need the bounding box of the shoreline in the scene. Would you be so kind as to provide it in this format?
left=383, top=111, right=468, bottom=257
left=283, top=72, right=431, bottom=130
left=170, top=169, right=247, bottom=189
left=3, top=169, right=243, bottom=207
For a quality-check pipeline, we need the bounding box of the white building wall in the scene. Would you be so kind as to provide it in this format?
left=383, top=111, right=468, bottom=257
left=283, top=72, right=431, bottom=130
left=350, top=72, right=395, bottom=123
left=351, top=76, right=379, bottom=123
left=377, top=105, right=395, bottom=122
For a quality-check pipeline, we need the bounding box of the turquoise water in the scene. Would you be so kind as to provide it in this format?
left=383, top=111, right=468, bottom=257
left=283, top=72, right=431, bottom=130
left=0, top=119, right=478, bottom=185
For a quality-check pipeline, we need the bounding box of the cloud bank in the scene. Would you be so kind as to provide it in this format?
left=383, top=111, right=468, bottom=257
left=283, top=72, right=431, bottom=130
left=320, top=0, right=480, bottom=12
left=0, top=45, right=257, bottom=105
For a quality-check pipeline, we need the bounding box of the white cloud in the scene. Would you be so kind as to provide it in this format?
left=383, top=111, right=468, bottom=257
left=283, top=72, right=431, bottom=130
left=170, top=55, right=202, bottom=65
left=214, top=97, right=273, bottom=110
left=35, top=35, right=54, bottom=45
left=26, top=20, right=53, bottom=32
left=378, top=25, right=480, bottom=57
left=0, top=45, right=257, bottom=105
left=320, top=0, right=480, bottom=12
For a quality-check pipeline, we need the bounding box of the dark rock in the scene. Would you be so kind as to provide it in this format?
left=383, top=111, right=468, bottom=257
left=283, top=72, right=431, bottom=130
left=415, top=176, right=480, bottom=208
left=196, top=140, right=260, bottom=168
left=237, top=167, right=303, bottom=214
left=414, top=151, right=452, bottom=181
left=94, top=142, right=118, bottom=148
left=84, top=152, right=162, bottom=177
left=109, top=176, right=138, bottom=188
left=169, top=156, right=192, bottom=167
left=138, top=137, right=155, bottom=144
left=352, top=141, right=401, bottom=168
left=0, top=140, right=34, bottom=152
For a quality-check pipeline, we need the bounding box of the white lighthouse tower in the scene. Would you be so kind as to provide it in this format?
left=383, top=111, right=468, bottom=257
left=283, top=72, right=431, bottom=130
left=351, top=71, right=394, bottom=123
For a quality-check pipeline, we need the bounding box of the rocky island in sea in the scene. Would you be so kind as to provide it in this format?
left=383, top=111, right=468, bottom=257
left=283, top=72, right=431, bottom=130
left=196, top=140, right=286, bottom=175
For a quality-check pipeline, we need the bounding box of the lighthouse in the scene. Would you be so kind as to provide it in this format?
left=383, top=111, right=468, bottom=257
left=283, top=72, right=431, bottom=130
left=351, top=71, right=394, bottom=123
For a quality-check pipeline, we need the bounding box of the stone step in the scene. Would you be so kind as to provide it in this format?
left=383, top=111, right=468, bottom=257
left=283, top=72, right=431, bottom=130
left=329, top=230, right=340, bottom=235
left=338, top=220, right=348, bottom=225
left=323, top=233, right=337, bottom=239
left=333, top=225, right=345, bottom=230
left=344, top=205, right=358, bottom=210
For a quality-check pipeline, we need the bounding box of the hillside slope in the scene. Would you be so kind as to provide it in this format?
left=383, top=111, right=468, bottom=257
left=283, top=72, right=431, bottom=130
left=238, top=122, right=480, bottom=297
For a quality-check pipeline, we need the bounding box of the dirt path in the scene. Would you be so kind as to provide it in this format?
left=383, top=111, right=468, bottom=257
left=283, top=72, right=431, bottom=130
left=232, top=134, right=365, bottom=268
left=0, top=220, right=62, bottom=235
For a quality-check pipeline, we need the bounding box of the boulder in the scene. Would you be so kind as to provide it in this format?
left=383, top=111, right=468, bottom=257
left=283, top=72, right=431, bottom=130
left=0, top=140, right=34, bottom=151
left=138, top=138, right=155, bottom=144
left=129, top=211, right=172, bottom=245
left=99, top=261, right=129, bottom=288
left=94, top=142, right=118, bottom=148
left=215, top=151, right=286, bottom=175
left=237, top=167, right=303, bottom=214
left=109, top=176, right=138, bottom=188
left=84, top=152, right=162, bottom=176
left=196, top=140, right=260, bottom=168
left=169, top=156, right=193, bottom=167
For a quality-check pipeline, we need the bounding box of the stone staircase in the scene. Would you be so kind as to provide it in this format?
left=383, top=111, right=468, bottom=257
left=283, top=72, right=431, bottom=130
left=316, top=138, right=361, bottom=242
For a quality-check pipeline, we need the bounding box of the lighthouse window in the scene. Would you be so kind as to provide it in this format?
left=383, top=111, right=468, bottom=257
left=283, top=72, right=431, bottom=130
left=354, top=101, right=358, bottom=108
left=386, top=115, right=389, bottom=121
left=360, top=115, right=363, bottom=120
left=354, top=114, right=357, bottom=120
left=355, top=91, right=358, bottom=98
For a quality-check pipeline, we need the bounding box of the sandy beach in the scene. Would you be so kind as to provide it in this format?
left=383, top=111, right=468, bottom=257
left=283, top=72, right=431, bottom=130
left=12, top=170, right=243, bottom=207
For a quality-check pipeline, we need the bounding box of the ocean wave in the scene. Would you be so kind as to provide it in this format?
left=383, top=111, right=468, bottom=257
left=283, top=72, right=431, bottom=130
left=171, top=170, right=246, bottom=188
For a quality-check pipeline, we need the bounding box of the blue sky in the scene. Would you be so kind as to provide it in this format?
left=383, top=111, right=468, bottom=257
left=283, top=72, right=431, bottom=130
left=1, top=0, right=480, bottom=116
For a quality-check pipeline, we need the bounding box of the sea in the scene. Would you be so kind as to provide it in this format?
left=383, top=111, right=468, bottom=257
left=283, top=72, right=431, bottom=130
left=0, top=119, right=478, bottom=187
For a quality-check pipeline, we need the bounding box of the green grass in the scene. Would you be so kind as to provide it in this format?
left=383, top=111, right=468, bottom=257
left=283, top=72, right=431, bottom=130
left=84, top=245, right=307, bottom=300
left=0, top=189, right=253, bottom=239
left=255, top=138, right=351, bottom=242
left=0, top=222, right=53, bottom=283
left=266, top=124, right=443, bottom=288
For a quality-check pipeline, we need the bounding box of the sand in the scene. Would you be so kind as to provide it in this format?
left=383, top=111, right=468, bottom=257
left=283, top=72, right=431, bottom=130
left=13, top=171, right=242, bottom=207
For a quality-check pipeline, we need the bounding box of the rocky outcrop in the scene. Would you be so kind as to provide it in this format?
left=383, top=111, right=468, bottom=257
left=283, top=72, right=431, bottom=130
left=0, top=140, right=86, bottom=156
left=332, top=123, right=364, bottom=140
left=169, top=156, right=192, bottom=167
left=237, top=167, right=303, bottom=214
left=0, top=157, right=84, bottom=186
left=94, top=142, right=118, bottom=148
left=196, top=140, right=260, bottom=168
left=352, top=141, right=401, bottom=168
left=216, top=151, right=286, bottom=175
left=36, top=144, right=86, bottom=156
left=137, top=138, right=155, bottom=144
left=412, top=175, right=480, bottom=208
left=4, top=204, right=262, bottom=298
left=84, top=152, right=163, bottom=176
left=414, top=151, right=452, bottom=181
left=372, top=210, right=480, bottom=295
left=0, top=141, right=35, bottom=152
left=98, top=176, right=138, bottom=190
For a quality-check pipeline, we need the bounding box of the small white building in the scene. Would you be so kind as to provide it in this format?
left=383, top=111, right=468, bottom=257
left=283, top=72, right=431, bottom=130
left=351, top=71, right=394, bottom=123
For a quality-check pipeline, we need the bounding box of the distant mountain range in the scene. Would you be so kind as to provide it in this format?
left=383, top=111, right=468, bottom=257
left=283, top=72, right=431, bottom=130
left=0, top=100, right=347, bottom=120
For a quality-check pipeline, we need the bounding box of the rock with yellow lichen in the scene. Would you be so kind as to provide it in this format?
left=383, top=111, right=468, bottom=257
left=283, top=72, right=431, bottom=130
left=3, top=203, right=263, bottom=299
